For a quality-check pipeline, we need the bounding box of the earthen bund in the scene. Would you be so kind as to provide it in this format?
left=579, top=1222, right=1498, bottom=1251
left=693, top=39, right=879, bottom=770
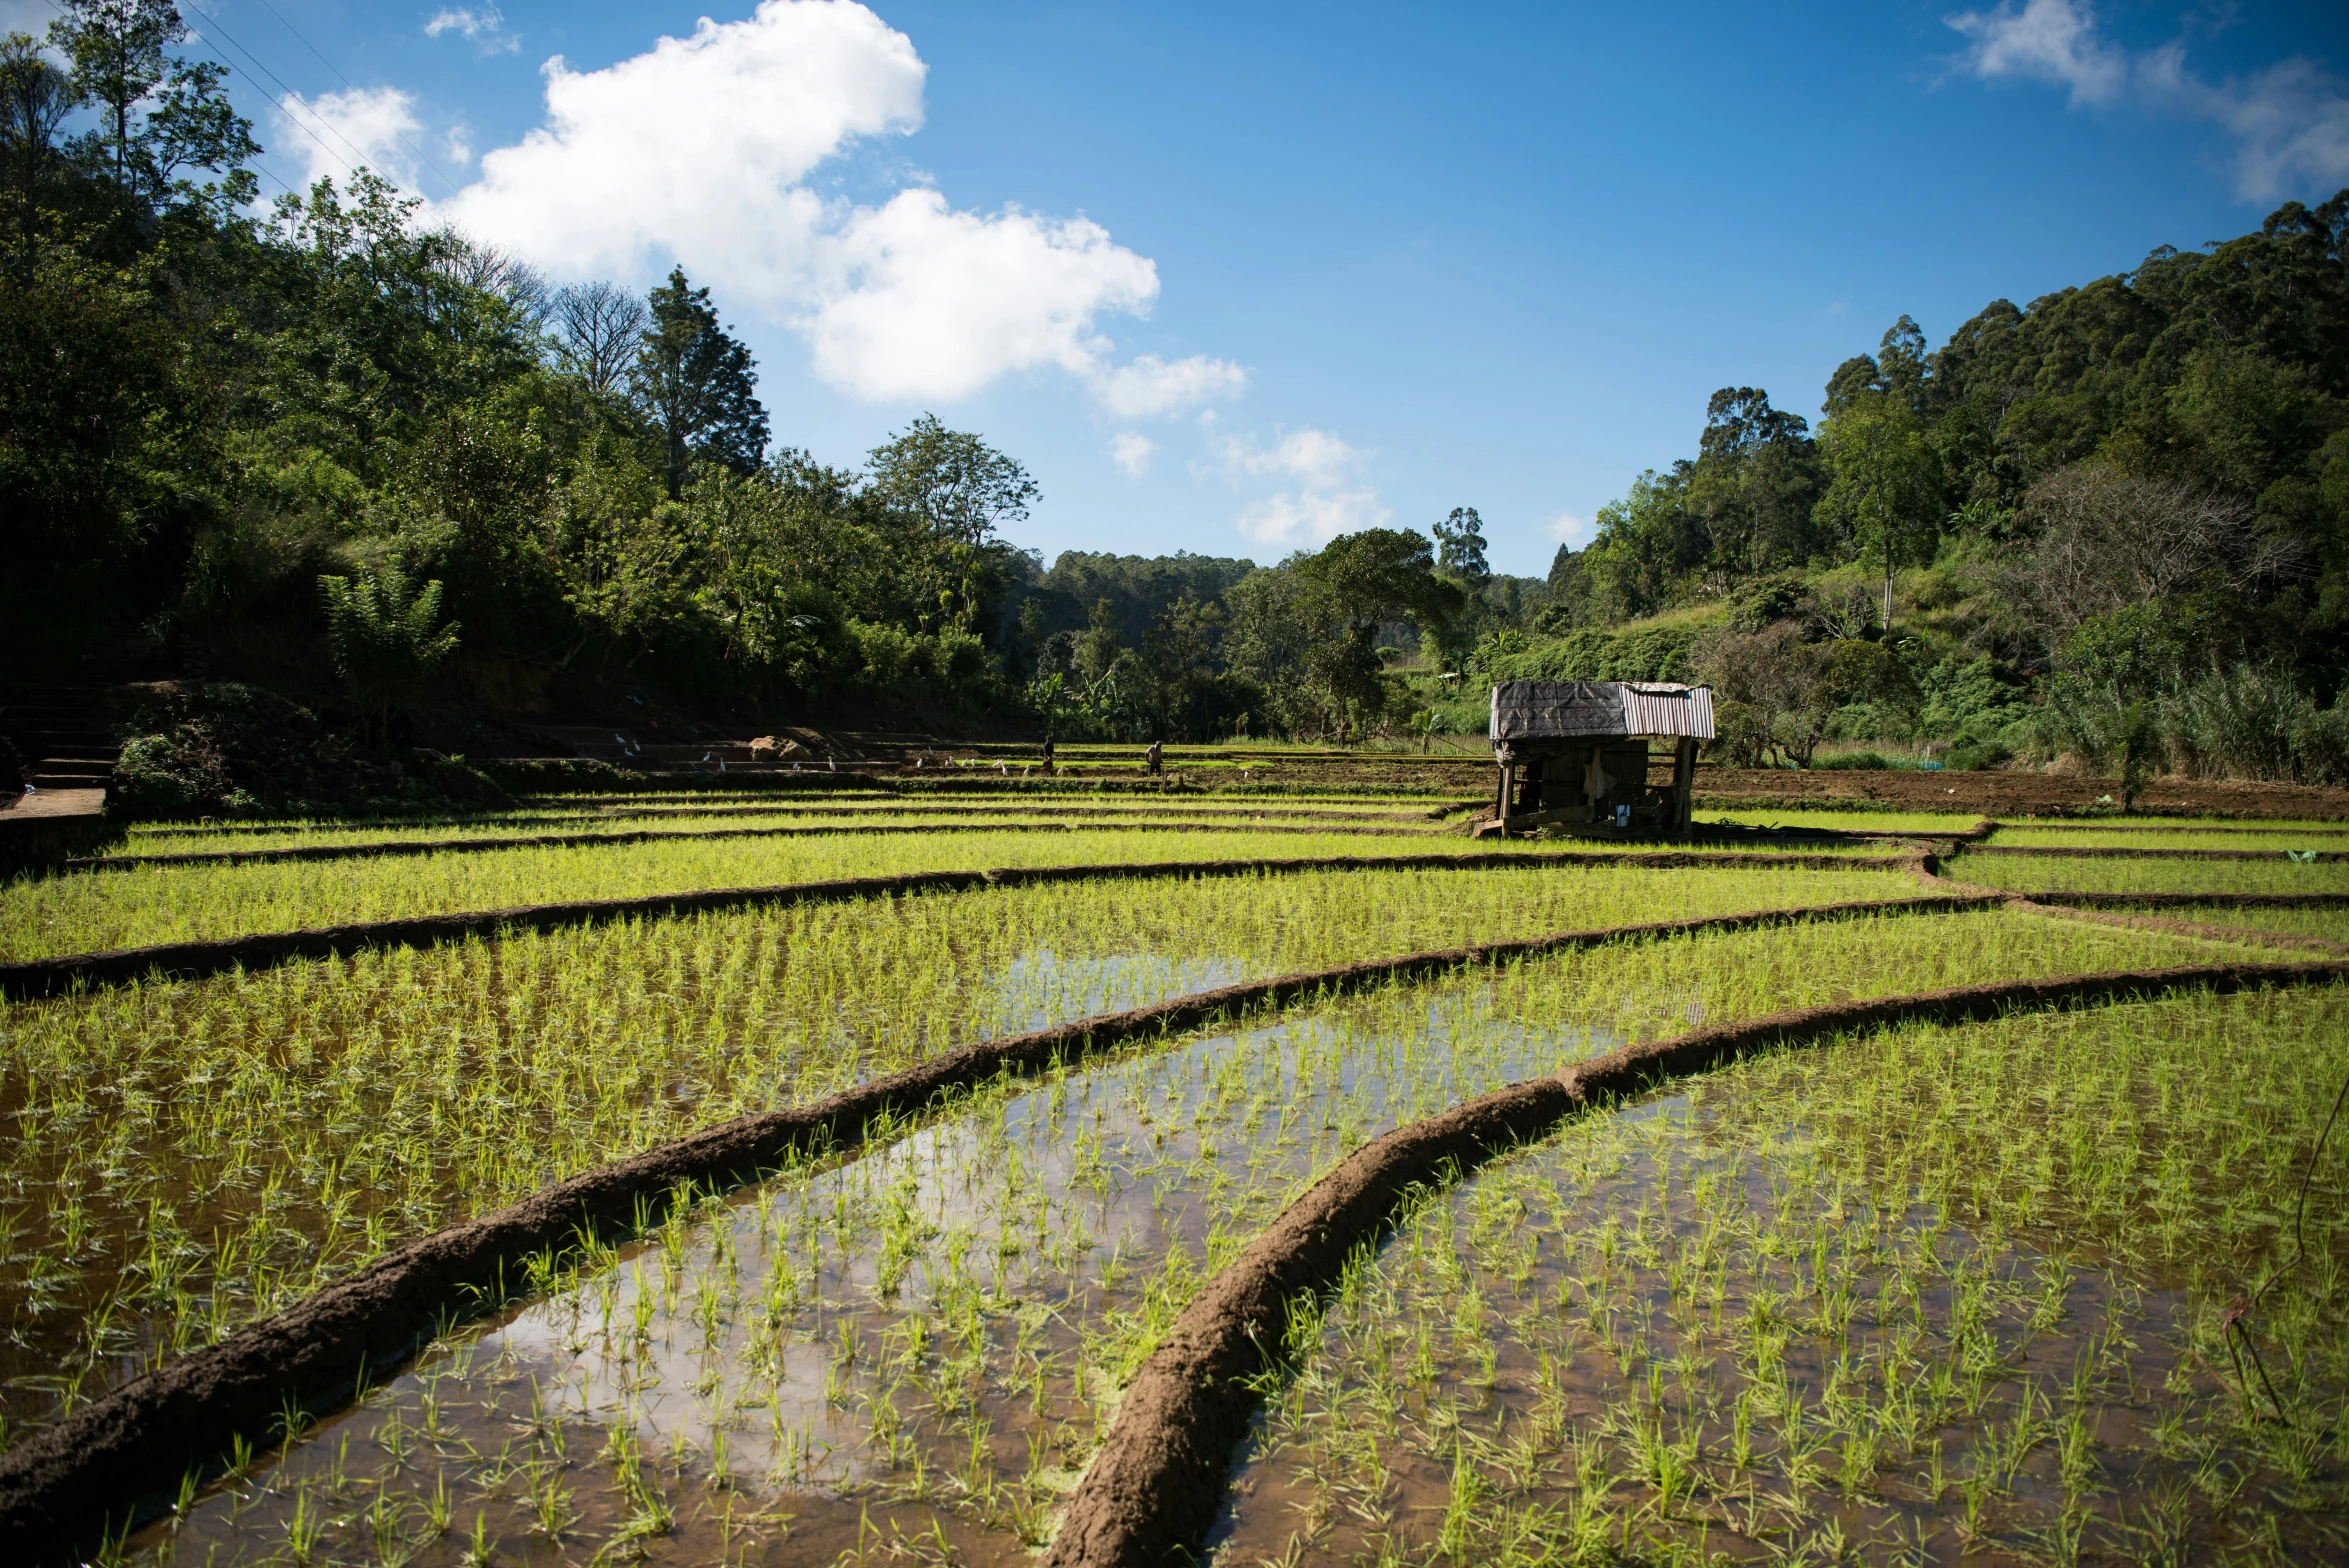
left=1038, top=957, right=2349, bottom=1568
left=2015, top=890, right=2349, bottom=909
left=60, top=817, right=1459, bottom=873
left=0, top=849, right=1916, bottom=1002
left=0, top=891, right=1989, bottom=1561
left=1960, top=844, right=2346, bottom=862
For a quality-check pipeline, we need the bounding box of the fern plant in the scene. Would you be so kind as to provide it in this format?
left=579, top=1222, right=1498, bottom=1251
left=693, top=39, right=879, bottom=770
left=318, top=567, right=461, bottom=743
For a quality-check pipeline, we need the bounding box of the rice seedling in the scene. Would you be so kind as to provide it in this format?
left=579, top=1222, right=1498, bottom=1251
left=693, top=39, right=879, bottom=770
left=109, top=905, right=2255, bottom=1563
left=1, top=859, right=1930, bottom=1445
left=2112, top=905, right=2349, bottom=944
left=3, top=813, right=1903, bottom=963
left=114, top=798, right=1459, bottom=859
left=1953, top=852, right=2349, bottom=897
left=1988, top=824, right=2349, bottom=852
left=1695, top=808, right=1983, bottom=836
left=1219, top=983, right=2349, bottom=1565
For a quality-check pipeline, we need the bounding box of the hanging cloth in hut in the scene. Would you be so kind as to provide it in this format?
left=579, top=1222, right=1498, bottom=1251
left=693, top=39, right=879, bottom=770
left=1583, top=752, right=1612, bottom=802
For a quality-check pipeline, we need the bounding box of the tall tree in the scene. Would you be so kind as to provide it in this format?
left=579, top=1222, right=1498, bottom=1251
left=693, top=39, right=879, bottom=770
left=1432, top=506, right=1491, bottom=582
left=631, top=266, right=768, bottom=496
left=866, top=413, right=1039, bottom=546
left=553, top=280, right=647, bottom=398
left=1689, top=387, right=1821, bottom=579
left=48, top=0, right=254, bottom=216
left=1815, top=390, right=1943, bottom=635
left=0, top=33, right=79, bottom=237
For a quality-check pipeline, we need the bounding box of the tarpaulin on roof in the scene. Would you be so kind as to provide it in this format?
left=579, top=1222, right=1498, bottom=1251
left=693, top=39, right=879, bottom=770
left=1490, top=680, right=1715, bottom=743
left=1490, top=681, right=1622, bottom=741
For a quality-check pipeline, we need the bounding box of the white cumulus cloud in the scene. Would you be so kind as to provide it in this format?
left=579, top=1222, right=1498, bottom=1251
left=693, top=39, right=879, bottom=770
left=1945, top=0, right=2349, bottom=199
left=441, top=1, right=922, bottom=302
left=274, top=85, right=429, bottom=191
left=1110, top=432, right=1156, bottom=478
left=386, top=0, right=1219, bottom=409
left=801, top=189, right=1158, bottom=400
left=1207, top=428, right=1389, bottom=548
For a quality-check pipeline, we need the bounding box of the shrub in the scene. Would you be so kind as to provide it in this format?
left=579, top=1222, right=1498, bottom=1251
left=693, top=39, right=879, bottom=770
left=107, top=682, right=507, bottom=820
left=1815, top=751, right=1890, bottom=770
left=2297, top=706, right=2349, bottom=787
left=2169, top=664, right=2310, bottom=782
left=1944, top=737, right=2014, bottom=772
left=318, top=568, right=462, bottom=742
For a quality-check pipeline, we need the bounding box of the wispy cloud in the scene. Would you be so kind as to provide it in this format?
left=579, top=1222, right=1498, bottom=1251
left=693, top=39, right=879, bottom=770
left=1203, top=427, right=1388, bottom=547
left=1543, top=511, right=1595, bottom=550
left=1091, top=353, right=1248, bottom=419
left=425, top=5, right=520, bottom=56
left=1947, top=0, right=2125, bottom=105
left=1110, top=432, right=1155, bottom=478
left=1946, top=0, right=2349, bottom=199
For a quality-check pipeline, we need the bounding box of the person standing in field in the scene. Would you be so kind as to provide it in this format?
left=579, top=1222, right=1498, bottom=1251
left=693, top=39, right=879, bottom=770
left=1042, top=735, right=1055, bottom=774
left=1146, top=739, right=1163, bottom=775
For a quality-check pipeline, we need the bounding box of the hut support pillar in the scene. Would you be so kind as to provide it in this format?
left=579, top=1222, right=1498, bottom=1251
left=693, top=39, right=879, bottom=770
left=1495, top=762, right=1514, bottom=828
left=1671, top=738, right=1697, bottom=828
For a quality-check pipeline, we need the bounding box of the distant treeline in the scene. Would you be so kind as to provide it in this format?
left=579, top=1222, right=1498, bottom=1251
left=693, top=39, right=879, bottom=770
left=7, top=4, right=2345, bottom=768
left=1527, top=188, right=2349, bottom=782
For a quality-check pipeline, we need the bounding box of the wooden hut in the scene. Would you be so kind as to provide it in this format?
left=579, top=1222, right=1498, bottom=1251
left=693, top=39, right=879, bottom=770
left=1482, top=679, right=1715, bottom=835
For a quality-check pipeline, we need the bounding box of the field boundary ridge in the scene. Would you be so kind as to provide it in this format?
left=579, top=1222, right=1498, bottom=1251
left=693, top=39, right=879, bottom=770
left=1039, top=956, right=2349, bottom=1567
left=0, top=890, right=1989, bottom=1562
left=0, top=849, right=1916, bottom=1001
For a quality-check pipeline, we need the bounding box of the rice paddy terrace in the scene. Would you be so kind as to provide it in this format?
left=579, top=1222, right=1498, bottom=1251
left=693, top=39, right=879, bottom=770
left=1, top=754, right=2344, bottom=1566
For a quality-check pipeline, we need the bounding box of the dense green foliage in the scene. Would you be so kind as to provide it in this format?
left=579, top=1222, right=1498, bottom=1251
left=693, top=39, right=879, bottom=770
left=1535, top=192, right=2349, bottom=777
left=9, top=2, right=2343, bottom=775
left=1, top=5, right=1053, bottom=727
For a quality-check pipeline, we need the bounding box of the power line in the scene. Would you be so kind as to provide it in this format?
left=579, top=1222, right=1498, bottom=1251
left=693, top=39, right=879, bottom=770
left=240, top=0, right=465, bottom=196
left=36, top=0, right=357, bottom=191
left=174, top=19, right=358, bottom=185
left=183, top=5, right=379, bottom=177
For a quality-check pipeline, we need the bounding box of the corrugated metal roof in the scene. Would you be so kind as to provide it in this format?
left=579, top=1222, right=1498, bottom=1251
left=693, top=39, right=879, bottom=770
left=1620, top=683, right=1715, bottom=739
left=1490, top=680, right=1715, bottom=742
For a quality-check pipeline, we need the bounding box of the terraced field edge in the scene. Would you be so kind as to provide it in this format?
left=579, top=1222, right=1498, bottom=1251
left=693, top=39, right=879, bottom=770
left=1040, top=958, right=2349, bottom=1568
left=0, top=849, right=1917, bottom=1000
left=0, top=892, right=1986, bottom=1563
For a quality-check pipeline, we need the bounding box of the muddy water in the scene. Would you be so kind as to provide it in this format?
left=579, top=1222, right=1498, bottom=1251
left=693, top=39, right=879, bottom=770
left=1214, top=1095, right=2341, bottom=1566
left=0, top=945, right=1245, bottom=1456
left=128, top=988, right=1621, bottom=1566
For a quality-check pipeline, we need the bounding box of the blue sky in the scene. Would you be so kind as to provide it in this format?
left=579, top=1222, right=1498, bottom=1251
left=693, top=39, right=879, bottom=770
left=21, top=1, right=2349, bottom=574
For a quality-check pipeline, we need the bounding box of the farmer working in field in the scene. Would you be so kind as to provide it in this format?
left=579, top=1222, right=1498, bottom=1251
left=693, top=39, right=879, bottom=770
left=1146, top=739, right=1163, bottom=775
